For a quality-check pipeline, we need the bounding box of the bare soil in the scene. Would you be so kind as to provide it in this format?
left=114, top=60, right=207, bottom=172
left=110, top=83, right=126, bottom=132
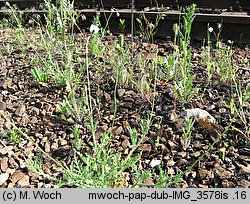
left=0, top=28, right=249, bottom=187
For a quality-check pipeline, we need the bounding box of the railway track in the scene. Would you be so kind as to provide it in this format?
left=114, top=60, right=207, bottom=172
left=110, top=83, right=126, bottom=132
left=0, top=0, right=250, bottom=44
left=80, top=8, right=250, bottom=44
left=1, top=0, right=250, bottom=10
left=75, top=0, right=250, bottom=10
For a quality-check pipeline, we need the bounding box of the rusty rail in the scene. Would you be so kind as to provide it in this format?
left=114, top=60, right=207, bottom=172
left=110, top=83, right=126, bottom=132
left=1, top=0, right=250, bottom=10
left=0, top=1, right=250, bottom=44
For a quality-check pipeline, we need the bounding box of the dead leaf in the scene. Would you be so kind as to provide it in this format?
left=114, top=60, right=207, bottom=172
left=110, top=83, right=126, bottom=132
left=196, top=119, right=219, bottom=132
left=168, top=141, right=177, bottom=150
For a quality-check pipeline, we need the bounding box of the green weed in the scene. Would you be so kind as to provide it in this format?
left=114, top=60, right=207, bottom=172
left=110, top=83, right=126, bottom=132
left=137, top=12, right=164, bottom=43
left=70, top=124, right=83, bottom=150
left=172, top=4, right=199, bottom=103
left=2, top=129, right=22, bottom=144
left=26, top=153, right=43, bottom=175
left=181, top=118, right=195, bottom=150
left=118, top=18, right=126, bottom=32
left=57, top=86, right=88, bottom=123
left=31, top=59, right=49, bottom=84
left=60, top=118, right=180, bottom=187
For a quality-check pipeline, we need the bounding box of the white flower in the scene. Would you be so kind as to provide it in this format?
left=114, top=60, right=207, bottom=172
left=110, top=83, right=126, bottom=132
left=116, top=12, right=120, bottom=17
left=169, top=70, right=174, bottom=76
left=89, top=24, right=99, bottom=34
left=149, top=159, right=161, bottom=168
left=164, top=58, right=168, bottom=64
left=1, top=90, right=8, bottom=96
left=149, top=23, right=155, bottom=28
left=208, top=27, right=213, bottom=33
left=228, top=40, right=232, bottom=44
left=193, top=53, right=199, bottom=58
left=217, top=23, right=222, bottom=29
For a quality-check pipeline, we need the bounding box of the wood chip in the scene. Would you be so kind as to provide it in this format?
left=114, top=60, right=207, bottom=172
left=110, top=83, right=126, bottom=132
left=0, top=173, right=9, bottom=185
left=191, top=151, right=201, bottom=158
left=0, top=101, right=6, bottom=111
left=167, top=160, right=176, bottom=167
left=1, top=157, right=8, bottom=172
left=59, top=138, right=67, bottom=146
left=6, top=168, right=15, bottom=175
left=104, top=92, right=111, bottom=103
left=11, top=172, right=25, bottom=184
left=138, top=144, right=151, bottom=152
left=143, top=178, right=154, bottom=185
left=199, top=169, right=213, bottom=180
left=8, top=158, right=19, bottom=169
left=0, top=147, right=12, bottom=155
left=117, top=89, right=125, bottom=97
left=237, top=163, right=250, bottom=173
left=30, top=116, right=38, bottom=124
left=15, top=104, right=26, bottom=117
left=121, top=139, right=130, bottom=148
left=177, top=152, right=187, bottom=157
left=112, top=126, right=123, bottom=136
left=236, top=179, right=250, bottom=188
left=123, top=121, right=131, bottom=134
left=216, top=170, right=233, bottom=180
left=45, top=141, right=51, bottom=153
left=17, top=175, right=30, bottom=186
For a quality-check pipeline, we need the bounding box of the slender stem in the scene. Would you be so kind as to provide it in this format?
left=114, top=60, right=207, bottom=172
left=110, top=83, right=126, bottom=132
left=111, top=64, right=119, bottom=130
left=100, top=0, right=108, bottom=29
left=86, top=36, right=97, bottom=148
left=131, top=0, right=134, bottom=60
left=103, top=12, right=114, bottom=34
